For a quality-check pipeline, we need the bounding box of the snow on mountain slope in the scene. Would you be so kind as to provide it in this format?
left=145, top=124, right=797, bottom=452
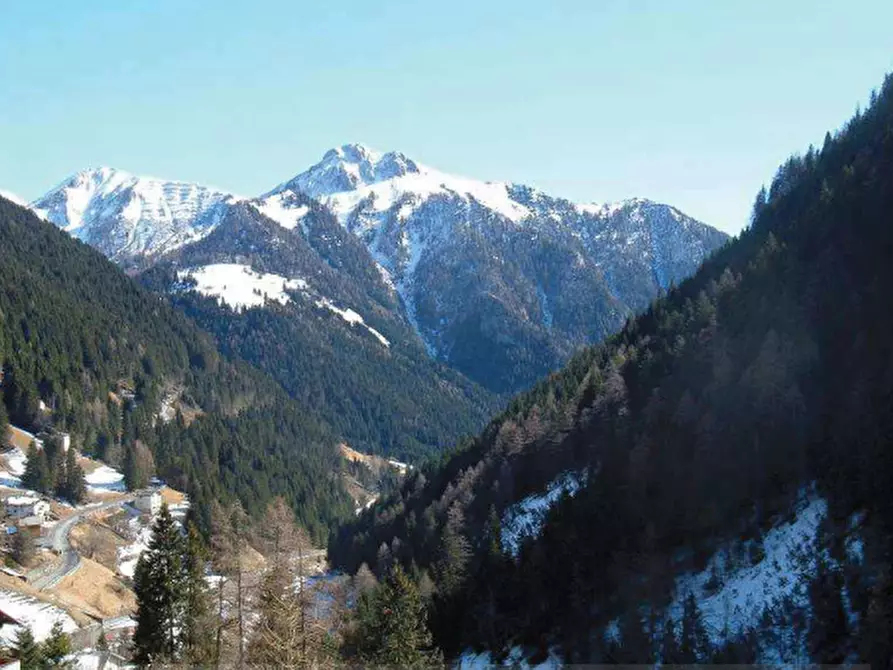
left=501, top=470, right=588, bottom=557
left=0, top=189, right=28, bottom=208
left=260, top=144, right=728, bottom=392
left=30, top=167, right=237, bottom=262
left=667, top=492, right=827, bottom=647
left=176, top=263, right=308, bottom=311
left=32, top=149, right=727, bottom=392
left=266, top=143, right=532, bottom=227
left=175, top=261, right=391, bottom=347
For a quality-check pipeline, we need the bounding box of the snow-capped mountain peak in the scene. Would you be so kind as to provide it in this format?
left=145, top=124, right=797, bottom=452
left=30, top=167, right=237, bottom=262
left=266, top=144, right=530, bottom=227
left=270, top=143, right=423, bottom=199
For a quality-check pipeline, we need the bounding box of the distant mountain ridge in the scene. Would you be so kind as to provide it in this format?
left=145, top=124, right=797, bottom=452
left=31, top=167, right=236, bottom=262
left=26, top=148, right=728, bottom=393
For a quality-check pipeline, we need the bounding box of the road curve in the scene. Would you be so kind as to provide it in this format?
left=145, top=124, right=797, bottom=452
left=32, top=496, right=134, bottom=590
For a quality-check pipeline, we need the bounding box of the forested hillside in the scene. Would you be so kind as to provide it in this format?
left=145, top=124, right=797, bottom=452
left=331, top=75, right=893, bottom=663
left=0, top=198, right=352, bottom=541
left=140, top=200, right=499, bottom=461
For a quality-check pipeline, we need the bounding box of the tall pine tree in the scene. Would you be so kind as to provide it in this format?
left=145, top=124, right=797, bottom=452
left=21, top=442, right=51, bottom=494
left=181, top=522, right=214, bottom=666
left=352, top=564, right=441, bottom=668
left=133, top=503, right=187, bottom=665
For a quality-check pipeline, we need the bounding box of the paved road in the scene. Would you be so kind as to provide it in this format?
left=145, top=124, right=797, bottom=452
left=32, top=496, right=134, bottom=590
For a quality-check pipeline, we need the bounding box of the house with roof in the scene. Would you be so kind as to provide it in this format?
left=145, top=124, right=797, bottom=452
left=134, top=490, right=162, bottom=516
left=4, top=496, right=50, bottom=521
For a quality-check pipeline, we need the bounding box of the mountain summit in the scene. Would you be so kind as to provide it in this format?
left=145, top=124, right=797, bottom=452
left=30, top=167, right=235, bottom=262
left=259, top=145, right=728, bottom=390
left=32, top=150, right=727, bottom=392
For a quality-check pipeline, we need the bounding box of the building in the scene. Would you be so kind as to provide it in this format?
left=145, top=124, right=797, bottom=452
left=16, top=516, right=43, bottom=538
left=134, top=490, right=161, bottom=516
left=4, top=496, right=50, bottom=521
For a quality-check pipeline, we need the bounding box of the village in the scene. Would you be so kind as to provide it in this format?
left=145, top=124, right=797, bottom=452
left=0, top=423, right=185, bottom=669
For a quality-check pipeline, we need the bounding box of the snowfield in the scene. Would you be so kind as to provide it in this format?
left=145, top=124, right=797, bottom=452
left=500, top=470, right=587, bottom=557
left=177, top=263, right=308, bottom=311
left=30, top=167, right=235, bottom=260
left=0, top=447, right=27, bottom=487
left=668, top=490, right=828, bottom=649
left=85, top=464, right=126, bottom=492
left=251, top=192, right=310, bottom=231
left=0, top=590, right=77, bottom=644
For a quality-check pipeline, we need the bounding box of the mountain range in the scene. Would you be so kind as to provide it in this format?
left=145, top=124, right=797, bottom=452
left=28, top=145, right=728, bottom=394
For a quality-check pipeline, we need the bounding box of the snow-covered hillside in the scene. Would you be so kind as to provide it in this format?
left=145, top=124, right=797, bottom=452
left=501, top=470, right=587, bottom=557
left=176, top=263, right=308, bottom=311
left=30, top=167, right=236, bottom=262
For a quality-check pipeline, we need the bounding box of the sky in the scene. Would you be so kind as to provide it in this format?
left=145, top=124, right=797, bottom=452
left=1, top=1, right=891, bottom=234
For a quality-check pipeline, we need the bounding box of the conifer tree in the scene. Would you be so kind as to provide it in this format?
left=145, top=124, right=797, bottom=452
left=10, top=626, right=42, bottom=670
left=808, top=552, right=849, bottom=663
left=248, top=559, right=305, bottom=667
left=60, top=446, right=86, bottom=504
left=21, top=442, right=51, bottom=494
left=249, top=497, right=324, bottom=668
left=133, top=503, right=187, bottom=665
left=122, top=441, right=153, bottom=491
left=352, top=564, right=441, bottom=668
left=181, top=522, right=213, bottom=666
left=11, top=527, right=35, bottom=567
left=679, top=593, right=710, bottom=663
left=41, top=621, right=74, bottom=669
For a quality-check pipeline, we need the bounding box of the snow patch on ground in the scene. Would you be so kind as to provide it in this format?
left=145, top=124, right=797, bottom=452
left=669, top=492, right=827, bottom=646
left=85, top=464, right=126, bottom=493
left=0, top=589, right=78, bottom=644
left=252, top=194, right=309, bottom=231
left=387, top=459, right=409, bottom=473
left=177, top=263, right=307, bottom=311
left=501, top=470, right=587, bottom=557
left=315, top=297, right=390, bottom=347
left=0, top=447, right=27, bottom=487
left=456, top=647, right=562, bottom=668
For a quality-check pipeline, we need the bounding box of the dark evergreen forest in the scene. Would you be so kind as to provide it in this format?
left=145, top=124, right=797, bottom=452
left=0, top=199, right=351, bottom=542
left=331, top=74, right=893, bottom=663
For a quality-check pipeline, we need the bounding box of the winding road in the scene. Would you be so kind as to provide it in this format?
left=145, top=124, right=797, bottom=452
left=31, top=496, right=134, bottom=590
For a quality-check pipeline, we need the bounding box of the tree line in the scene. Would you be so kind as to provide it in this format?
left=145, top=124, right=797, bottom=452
left=132, top=498, right=441, bottom=668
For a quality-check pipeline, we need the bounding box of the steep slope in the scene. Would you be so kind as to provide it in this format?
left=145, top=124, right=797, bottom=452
left=263, top=144, right=728, bottom=392
left=331, top=76, right=893, bottom=663
left=30, top=167, right=234, bottom=264
left=141, top=200, right=499, bottom=460
left=0, top=194, right=352, bottom=541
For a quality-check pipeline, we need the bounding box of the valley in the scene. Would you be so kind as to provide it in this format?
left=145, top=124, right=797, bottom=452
left=1, top=5, right=891, bottom=664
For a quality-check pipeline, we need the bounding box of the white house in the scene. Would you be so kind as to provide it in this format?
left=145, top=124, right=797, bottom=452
left=4, top=496, right=50, bottom=521
left=134, top=490, right=162, bottom=516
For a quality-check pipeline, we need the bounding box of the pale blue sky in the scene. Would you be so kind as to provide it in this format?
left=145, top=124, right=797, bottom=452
left=2, top=1, right=891, bottom=233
